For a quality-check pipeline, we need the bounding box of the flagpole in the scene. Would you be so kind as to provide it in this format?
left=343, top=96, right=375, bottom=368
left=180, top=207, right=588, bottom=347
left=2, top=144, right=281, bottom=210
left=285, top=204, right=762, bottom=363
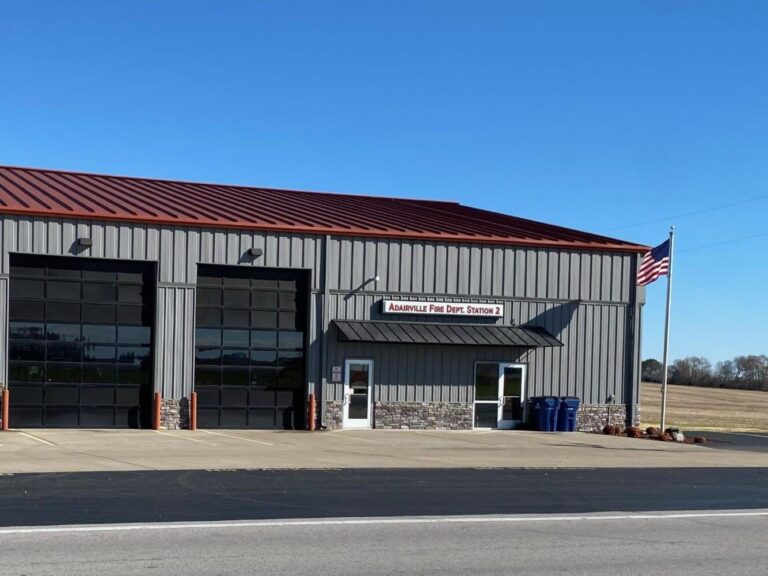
left=659, top=226, right=675, bottom=432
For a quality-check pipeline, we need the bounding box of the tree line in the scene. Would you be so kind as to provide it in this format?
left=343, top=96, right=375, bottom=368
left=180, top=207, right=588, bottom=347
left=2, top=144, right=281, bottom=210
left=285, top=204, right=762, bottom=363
left=642, top=356, right=768, bottom=391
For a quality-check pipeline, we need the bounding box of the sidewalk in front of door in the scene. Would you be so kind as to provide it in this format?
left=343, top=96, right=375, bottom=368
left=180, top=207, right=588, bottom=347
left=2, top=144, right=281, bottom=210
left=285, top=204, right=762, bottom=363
left=1, top=428, right=766, bottom=474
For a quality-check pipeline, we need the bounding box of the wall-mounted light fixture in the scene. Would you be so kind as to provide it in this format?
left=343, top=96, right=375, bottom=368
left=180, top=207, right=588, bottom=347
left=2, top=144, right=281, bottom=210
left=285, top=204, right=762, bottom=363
left=245, top=247, right=263, bottom=259
left=76, top=237, right=93, bottom=248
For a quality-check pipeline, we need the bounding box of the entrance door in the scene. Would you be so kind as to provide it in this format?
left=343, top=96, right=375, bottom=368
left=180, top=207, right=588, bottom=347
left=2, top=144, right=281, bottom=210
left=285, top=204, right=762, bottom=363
left=342, top=359, right=373, bottom=428
left=474, top=362, right=526, bottom=429
left=499, top=365, right=526, bottom=430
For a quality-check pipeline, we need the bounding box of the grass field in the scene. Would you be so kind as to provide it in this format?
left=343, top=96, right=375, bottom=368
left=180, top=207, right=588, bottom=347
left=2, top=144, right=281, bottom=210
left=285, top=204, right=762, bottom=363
left=641, top=382, right=768, bottom=432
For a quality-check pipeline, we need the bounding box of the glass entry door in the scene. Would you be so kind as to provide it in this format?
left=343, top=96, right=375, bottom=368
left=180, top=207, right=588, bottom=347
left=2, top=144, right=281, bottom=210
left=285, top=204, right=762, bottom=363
left=474, top=362, right=526, bottom=429
left=499, top=365, right=525, bottom=429
left=343, top=359, right=373, bottom=428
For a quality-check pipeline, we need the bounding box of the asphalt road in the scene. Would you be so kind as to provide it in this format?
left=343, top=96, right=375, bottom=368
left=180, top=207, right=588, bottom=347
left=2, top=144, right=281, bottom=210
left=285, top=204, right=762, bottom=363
left=1, top=512, right=767, bottom=576
left=690, top=431, right=768, bottom=453
left=1, top=467, right=767, bottom=527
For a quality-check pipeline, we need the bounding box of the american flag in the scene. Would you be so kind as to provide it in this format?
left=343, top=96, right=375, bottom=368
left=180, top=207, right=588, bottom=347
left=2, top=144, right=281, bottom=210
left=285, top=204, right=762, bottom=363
left=637, top=240, right=670, bottom=286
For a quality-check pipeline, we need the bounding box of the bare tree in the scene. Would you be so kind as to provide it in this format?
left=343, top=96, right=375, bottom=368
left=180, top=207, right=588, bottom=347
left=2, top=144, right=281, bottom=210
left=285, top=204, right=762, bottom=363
left=645, top=355, right=768, bottom=391
left=714, top=360, right=737, bottom=388
left=669, top=356, right=712, bottom=387
left=733, top=355, right=768, bottom=390
left=642, top=359, right=664, bottom=382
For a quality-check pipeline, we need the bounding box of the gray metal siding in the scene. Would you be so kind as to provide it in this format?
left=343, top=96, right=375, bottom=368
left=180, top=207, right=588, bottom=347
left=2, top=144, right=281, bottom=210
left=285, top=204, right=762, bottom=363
left=0, top=216, right=322, bottom=286
left=0, top=216, right=641, bottom=419
left=321, top=236, right=640, bottom=414
left=0, top=215, right=322, bottom=400
left=154, top=285, right=196, bottom=399
left=326, top=295, right=630, bottom=406
left=325, top=237, right=634, bottom=303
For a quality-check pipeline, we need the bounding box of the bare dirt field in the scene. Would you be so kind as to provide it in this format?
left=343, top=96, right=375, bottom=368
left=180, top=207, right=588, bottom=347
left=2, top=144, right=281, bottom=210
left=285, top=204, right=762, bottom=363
left=641, top=382, right=768, bottom=432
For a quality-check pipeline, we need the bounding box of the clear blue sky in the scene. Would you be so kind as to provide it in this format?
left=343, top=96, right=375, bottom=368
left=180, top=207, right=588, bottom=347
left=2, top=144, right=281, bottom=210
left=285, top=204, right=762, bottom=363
left=1, top=1, right=766, bottom=364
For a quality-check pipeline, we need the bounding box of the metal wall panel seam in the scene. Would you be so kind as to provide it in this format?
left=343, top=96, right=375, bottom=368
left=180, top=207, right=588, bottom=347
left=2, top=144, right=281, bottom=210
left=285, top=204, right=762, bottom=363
left=547, top=250, right=558, bottom=300
left=457, top=244, right=471, bottom=295
left=117, top=224, right=131, bottom=259
left=46, top=220, right=60, bottom=254
left=320, top=235, right=332, bottom=412
left=400, top=241, right=412, bottom=293
left=0, top=276, right=8, bottom=386
left=557, top=250, right=568, bottom=300
left=551, top=303, right=562, bottom=396
left=33, top=220, right=46, bottom=254
left=411, top=242, right=424, bottom=293
left=607, top=306, right=616, bottom=400
left=276, top=234, right=290, bottom=268
left=132, top=224, right=145, bottom=261
left=174, top=228, right=188, bottom=284
left=105, top=224, right=119, bottom=259
left=599, top=304, right=610, bottom=400
left=352, top=239, right=365, bottom=290
left=153, top=287, right=166, bottom=396
left=185, top=288, right=195, bottom=397
left=469, top=245, right=481, bottom=295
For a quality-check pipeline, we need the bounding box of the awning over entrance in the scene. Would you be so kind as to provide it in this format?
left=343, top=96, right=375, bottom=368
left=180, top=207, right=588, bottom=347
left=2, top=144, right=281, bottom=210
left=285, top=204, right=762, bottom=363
left=334, top=320, right=562, bottom=348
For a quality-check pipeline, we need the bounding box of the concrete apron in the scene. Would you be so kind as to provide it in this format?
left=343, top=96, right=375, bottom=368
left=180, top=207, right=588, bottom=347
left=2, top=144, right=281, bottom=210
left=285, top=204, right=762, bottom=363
left=0, top=429, right=766, bottom=474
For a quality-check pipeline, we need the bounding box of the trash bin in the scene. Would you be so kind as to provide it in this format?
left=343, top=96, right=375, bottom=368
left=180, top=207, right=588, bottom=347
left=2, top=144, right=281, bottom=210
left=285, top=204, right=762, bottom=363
left=532, top=397, right=560, bottom=432
left=528, top=397, right=541, bottom=429
left=557, top=397, right=580, bottom=432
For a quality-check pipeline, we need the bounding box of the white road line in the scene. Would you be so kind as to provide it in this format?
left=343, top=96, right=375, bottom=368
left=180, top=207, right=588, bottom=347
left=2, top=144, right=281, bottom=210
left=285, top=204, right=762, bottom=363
left=1, top=510, right=767, bottom=535
left=15, top=432, right=55, bottom=446
left=199, top=430, right=274, bottom=446
left=153, top=430, right=216, bottom=445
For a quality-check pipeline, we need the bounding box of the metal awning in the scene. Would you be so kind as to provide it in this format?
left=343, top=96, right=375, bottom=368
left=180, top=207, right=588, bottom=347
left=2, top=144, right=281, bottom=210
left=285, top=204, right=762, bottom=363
left=333, top=320, right=562, bottom=348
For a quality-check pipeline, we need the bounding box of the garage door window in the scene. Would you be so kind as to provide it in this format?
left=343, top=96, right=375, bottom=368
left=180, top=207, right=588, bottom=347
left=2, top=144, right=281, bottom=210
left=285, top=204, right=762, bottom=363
left=7, top=255, right=155, bottom=428
left=194, top=265, right=308, bottom=430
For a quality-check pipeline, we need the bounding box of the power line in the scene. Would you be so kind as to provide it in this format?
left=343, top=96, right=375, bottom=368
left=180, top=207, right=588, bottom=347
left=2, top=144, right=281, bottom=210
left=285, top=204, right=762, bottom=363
left=599, top=192, right=768, bottom=232
left=677, top=231, right=768, bottom=253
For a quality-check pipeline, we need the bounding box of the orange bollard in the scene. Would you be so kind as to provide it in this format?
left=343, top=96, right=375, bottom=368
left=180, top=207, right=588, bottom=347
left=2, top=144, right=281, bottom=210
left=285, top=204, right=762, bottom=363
left=190, top=392, right=197, bottom=431
left=308, top=393, right=316, bottom=431
left=153, top=392, right=162, bottom=430
left=1, top=389, right=8, bottom=431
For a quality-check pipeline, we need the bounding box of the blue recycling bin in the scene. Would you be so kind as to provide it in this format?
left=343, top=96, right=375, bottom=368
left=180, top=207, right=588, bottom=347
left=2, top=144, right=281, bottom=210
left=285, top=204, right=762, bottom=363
left=557, top=397, right=581, bottom=432
left=532, top=397, right=560, bottom=432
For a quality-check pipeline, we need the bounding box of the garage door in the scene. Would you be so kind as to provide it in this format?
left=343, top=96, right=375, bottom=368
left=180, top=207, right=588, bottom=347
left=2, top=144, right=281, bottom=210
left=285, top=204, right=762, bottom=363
left=7, top=255, right=155, bottom=428
left=194, top=265, right=308, bottom=429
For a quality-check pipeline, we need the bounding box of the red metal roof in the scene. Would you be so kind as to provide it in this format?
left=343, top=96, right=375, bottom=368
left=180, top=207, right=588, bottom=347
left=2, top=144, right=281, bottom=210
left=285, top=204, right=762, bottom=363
left=0, top=166, right=648, bottom=252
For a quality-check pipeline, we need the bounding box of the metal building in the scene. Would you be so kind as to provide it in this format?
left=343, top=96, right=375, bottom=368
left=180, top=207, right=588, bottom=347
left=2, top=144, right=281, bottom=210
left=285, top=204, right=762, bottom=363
left=0, top=166, right=647, bottom=431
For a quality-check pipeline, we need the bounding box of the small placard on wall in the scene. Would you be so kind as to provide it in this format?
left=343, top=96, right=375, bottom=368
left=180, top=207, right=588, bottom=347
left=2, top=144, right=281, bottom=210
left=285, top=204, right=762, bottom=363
left=331, top=366, right=343, bottom=383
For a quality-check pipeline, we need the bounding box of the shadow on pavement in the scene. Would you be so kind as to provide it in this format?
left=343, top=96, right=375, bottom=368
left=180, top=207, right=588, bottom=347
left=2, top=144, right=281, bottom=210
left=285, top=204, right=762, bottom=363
left=687, top=431, right=768, bottom=453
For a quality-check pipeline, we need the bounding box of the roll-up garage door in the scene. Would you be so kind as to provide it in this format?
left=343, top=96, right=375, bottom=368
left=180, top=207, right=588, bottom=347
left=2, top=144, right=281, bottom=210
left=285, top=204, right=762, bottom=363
left=7, top=255, right=155, bottom=428
left=194, top=265, right=308, bottom=429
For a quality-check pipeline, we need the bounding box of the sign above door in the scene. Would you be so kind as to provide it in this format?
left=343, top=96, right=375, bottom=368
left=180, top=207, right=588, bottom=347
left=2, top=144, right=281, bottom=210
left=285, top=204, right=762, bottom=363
left=381, top=299, right=504, bottom=318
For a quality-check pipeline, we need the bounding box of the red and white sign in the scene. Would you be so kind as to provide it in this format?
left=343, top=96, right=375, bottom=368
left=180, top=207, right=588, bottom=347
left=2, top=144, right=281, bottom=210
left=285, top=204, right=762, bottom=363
left=381, top=300, right=504, bottom=317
